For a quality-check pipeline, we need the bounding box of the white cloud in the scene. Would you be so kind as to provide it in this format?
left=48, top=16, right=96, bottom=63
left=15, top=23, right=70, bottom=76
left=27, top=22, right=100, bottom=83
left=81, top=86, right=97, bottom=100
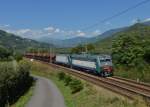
left=76, top=30, right=86, bottom=36
left=77, top=32, right=85, bottom=36
left=131, top=18, right=150, bottom=24
left=1, top=24, right=101, bottom=39
left=44, top=26, right=54, bottom=31
left=93, top=30, right=101, bottom=35
left=55, top=28, right=60, bottom=33
left=131, top=19, right=140, bottom=24
left=0, top=24, right=11, bottom=29
left=16, top=29, right=31, bottom=34
left=143, top=18, right=150, bottom=22
left=4, top=24, right=10, bottom=27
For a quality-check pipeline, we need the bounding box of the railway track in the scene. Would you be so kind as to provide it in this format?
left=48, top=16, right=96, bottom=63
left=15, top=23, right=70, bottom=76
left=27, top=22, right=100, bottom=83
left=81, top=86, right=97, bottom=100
left=30, top=59, right=150, bottom=104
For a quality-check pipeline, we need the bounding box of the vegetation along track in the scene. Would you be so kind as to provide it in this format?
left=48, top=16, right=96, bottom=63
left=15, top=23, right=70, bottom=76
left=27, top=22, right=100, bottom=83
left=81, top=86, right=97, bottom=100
left=30, top=59, right=150, bottom=104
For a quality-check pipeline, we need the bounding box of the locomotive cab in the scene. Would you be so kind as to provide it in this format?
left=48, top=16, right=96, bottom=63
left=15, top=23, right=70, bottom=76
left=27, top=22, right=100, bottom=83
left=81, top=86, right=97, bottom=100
left=98, top=56, right=113, bottom=77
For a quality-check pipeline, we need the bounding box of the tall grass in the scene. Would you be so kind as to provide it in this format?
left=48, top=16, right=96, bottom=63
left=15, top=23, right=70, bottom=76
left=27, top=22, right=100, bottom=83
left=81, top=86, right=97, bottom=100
left=114, top=65, right=150, bottom=83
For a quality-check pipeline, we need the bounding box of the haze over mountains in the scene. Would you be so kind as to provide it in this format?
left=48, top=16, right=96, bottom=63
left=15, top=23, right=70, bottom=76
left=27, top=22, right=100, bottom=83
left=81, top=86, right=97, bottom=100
left=36, top=27, right=127, bottom=47
left=36, top=20, right=150, bottom=48
left=0, top=20, right=150, bottom=51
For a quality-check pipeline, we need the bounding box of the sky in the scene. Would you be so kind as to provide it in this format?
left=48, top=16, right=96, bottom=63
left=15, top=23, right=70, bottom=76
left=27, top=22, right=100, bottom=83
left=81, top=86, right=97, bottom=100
left=0, top=0, right=150, bottom=40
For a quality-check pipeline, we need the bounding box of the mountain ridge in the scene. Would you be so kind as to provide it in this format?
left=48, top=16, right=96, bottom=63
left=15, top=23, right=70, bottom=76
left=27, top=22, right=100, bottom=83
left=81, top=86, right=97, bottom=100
left=0, top=30, right=52, bottom=52
left=34, top=20, right=150, bottom=48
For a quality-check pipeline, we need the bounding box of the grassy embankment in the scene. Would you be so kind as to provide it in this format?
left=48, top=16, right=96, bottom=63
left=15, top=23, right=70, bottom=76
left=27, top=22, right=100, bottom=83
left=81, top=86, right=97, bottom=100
left=28, top=59, right=147, bottom=107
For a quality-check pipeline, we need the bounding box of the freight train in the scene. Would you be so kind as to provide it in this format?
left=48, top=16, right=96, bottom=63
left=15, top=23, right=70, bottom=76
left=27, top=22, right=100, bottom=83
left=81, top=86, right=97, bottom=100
left=25, top=53, right=113, bottom=77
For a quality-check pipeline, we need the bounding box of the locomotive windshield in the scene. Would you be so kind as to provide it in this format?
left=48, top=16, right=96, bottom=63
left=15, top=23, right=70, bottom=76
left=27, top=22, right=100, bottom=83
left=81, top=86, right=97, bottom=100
left=100, top=58, right=112, bottom=66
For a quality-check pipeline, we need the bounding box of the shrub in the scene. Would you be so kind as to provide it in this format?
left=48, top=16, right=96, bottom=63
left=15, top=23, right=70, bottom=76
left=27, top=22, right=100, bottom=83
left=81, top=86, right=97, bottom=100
left=57, top=72, right=66, bottom=81
left=69, top=79, right=84, bottom=94
left=0, top=61, right=33, bottom=107
left=0, top=46, right=12, bottom=61
left=14, top=53, right=23, bottom=62
left=64, top=75, right=72, bottom=86
left=57, top=72, right=84, bottom=94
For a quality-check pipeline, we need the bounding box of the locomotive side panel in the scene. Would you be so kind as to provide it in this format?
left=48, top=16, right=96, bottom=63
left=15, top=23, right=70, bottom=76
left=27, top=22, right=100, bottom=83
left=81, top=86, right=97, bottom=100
left=72, top=59, right=96, bottom=70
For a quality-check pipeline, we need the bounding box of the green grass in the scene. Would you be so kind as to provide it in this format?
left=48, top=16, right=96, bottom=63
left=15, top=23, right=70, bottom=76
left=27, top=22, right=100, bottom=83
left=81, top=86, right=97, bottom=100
left=114, top=66, right=150, bottom=83
left=11, top=86, right=34, bottom=107
left=28, top=60, right=148, bottom=107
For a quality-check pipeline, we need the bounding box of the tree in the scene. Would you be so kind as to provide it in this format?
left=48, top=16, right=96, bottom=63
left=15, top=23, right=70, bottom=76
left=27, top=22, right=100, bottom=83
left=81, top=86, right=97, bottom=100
left=71, top=44, right=85, bottom=54
left=86, top=43, right=95, bottom=52
left=112, top=24, right=150, bottom=67
left=0, top=46, right=12, bottom=61
left=71, top=43, right=95, bottom=54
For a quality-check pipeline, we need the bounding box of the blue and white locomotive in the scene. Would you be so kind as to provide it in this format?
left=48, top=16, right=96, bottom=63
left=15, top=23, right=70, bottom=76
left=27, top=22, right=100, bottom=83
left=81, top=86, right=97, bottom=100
left=55, top=54, right=113, bottom=77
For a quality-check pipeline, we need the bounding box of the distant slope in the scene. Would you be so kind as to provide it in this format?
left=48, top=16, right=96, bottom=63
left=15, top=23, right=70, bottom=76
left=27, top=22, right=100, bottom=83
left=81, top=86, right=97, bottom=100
left=36, top=20, right=150, bottom=48
left=60, top=37, right=93, bottom=47
left=143, top=20, right=150, bottom=26
left=36, top=37, right=62, bottom=46
left=93, top=23, right=150, bottom=54
left=37, top=36, right=93, bottom=47
left=92, top=27, right=127, bottom=41
left=0, top=30, right=52, bottom=52
left=37, top=27, right=126, bottom=48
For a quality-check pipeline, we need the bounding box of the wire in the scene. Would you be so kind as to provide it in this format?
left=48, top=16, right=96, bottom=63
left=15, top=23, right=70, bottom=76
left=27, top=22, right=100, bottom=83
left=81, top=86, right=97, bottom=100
left=81, top=0, right=150, bottom=31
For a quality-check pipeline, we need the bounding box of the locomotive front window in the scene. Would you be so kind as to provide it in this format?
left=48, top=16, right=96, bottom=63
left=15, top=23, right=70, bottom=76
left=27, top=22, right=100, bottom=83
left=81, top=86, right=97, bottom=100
left=100, top=59, right=112, bottom=66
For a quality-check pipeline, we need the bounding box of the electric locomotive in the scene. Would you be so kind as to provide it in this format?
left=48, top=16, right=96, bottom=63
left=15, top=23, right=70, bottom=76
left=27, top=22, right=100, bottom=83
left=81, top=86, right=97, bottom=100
left=55, top=54, right=113, bottom=77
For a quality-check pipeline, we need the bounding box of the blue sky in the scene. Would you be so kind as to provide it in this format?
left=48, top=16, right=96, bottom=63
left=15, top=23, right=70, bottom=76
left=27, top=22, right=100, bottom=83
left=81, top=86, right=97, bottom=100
left=0, top=0, right=150, bottom=39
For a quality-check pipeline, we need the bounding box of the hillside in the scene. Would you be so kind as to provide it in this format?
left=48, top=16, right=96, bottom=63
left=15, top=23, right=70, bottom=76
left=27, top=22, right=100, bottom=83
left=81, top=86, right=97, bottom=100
left=0, top=30, right=52, bottom=52
left=36, top=20, right=150, bottom=48
left=93, top=23, right=150, bottom=82
left=93, top=23, right=150, bottom=54
left=37, top=27, right=126, bottom=48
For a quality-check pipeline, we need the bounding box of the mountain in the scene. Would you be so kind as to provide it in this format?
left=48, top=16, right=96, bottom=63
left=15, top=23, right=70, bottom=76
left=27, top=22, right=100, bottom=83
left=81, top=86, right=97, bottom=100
left=36, top=20, right=150, bottom=48
left=143, top=20, right=150, bottom=26
left=0, top=30, right=52, bottom=52
left=60, top=37, right=93, bottom=47
left=61, top=27, right=126, bottom=47
left=93, top=23, right=150, bottom=54
left=91, top=27, right=127, bottom=41
left=37, top=27, right=126, bottom=48
left=36, top=36, right=62, bottom=46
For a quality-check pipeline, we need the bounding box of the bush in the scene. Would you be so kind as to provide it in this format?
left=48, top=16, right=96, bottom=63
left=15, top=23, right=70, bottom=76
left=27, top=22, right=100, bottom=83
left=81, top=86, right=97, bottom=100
left=57, top=72, right=84, bottom=94
left=57, top=72, right=66, bottom=81
left=0, top=46, right=12, bottom=61
left=0, top=61, right=33, bottom=107
left=69, top=79, right=84, bottom=94
left=64, top=75, right=73, bottom=86
left=14, top=53, right=23, bottom=62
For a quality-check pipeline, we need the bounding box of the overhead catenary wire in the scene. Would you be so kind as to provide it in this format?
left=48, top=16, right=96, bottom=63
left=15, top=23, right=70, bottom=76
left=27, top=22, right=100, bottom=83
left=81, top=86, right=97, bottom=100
left=81, top=0, right=150, bottom=31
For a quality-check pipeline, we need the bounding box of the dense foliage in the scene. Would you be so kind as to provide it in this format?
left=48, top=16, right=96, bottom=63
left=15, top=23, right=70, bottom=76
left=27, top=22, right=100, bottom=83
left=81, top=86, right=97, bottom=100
left=0, top=46, right=12, bottom=61
left=27, top=47, right=51, bottom=53
left=110, top=24, right=150, bottom=82
left=112, top=24, right=150, bottom=67
left=71, top=44, right=95, bottom=54
left=0, top=46, right=23, bottom=61
left=57, top=72, right=83, bottom=94
left=0, top=61, right=33, bottom=107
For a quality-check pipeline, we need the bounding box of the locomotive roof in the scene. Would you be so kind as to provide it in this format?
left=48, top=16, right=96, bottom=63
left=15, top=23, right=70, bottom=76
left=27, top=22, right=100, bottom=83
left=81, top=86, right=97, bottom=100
left=71, top=54, right=111, bottom=59
left=56, top=54, right=111, bottom=59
